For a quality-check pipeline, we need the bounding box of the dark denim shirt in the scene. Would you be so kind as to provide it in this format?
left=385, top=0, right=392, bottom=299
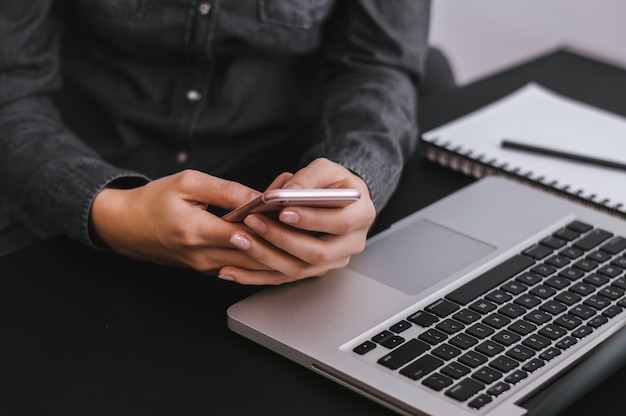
left=0, top=0, right=430, bottom=248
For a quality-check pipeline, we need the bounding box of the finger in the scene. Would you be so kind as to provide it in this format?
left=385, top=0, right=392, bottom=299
left=217, top=266, right=327, bottom=285
left=282, top=158, right=347, bottom=189
left=264, top=172, right=294, bottom=191
left=174, top=169, right=262, bottom=210
left=181, top=246, right=271, bottom=274
left=240, top=215, right=359, bottom=267
left=278, top=201, right=374, bottom=235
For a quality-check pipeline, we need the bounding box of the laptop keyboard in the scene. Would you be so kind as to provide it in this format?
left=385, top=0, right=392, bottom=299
left=352, top=220, right=626, bottom=411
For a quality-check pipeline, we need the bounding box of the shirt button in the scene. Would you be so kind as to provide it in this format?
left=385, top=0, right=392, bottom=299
left=198, top=3, right=211, bottom=15
left=176, top=151, right=189, bottom=164
left=186, top=89, right=201, bottom=101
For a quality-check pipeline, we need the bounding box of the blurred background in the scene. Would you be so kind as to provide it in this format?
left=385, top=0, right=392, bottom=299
left=429, top=0, right=626, bottom=85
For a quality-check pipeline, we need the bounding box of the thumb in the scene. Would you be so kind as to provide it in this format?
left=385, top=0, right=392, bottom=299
left=179, top=170, right=261, bottom=210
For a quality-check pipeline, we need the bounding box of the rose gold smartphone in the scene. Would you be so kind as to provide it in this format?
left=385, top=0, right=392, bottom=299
left=222, top=188, right=361, bottom=222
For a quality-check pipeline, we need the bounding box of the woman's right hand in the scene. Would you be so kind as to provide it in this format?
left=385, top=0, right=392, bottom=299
left=89, top=169, right=275, bottom=275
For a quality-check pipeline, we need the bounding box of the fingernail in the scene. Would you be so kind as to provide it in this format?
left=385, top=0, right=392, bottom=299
left=244, top=214, right=266, bottom=232
left=217, top=274, right=236, bottom=282
left=230, top=233, right=251, bottom=250
left=279, top=209, right=299, bottom=224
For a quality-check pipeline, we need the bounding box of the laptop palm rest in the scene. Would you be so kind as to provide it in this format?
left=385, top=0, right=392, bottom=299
left=348, top=219, right=495, bottom=295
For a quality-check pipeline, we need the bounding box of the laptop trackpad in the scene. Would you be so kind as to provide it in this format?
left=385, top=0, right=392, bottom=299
left=348, top=219, right=495, bottom=295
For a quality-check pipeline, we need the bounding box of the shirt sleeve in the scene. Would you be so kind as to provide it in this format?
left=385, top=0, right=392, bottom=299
left=300, top=0, right=430, bottom=213
left=0, top=1, right=148, bottom=247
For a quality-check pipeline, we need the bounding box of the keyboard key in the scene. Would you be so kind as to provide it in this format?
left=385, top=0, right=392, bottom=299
left=435, top=319, right=465, bottom=334
left=446, top=255, right=535, bottom=305
left=560, top=247, right=584, bottom=260
left=540, top=300, right=567, bottom=315
left=514, top=294, right=541, bottom=308
left=530, top=285, right=557, bottom=299
left=501, top=281, right=527, bottom=295
left=523, top=244, right=552, bottom=260
left=588, top=315, right=609, bottom=328
left=445, top=378, right=485, bottom=401
left=418, top=328, right=448, bottom=345
left=587, top=250, right=611, bottom=263
left=468, top=394, right=493, bottom=410
left=487, top=381, right=511, bottom=397
left=508, top=320, right=537, bottom=336
left=554, top=228, right=580, bottom=241
left=559, top=267, right=584, bottom=280
left=600, top=236, right=626, bottom=254
left=407, top=310, right=438, bottom=327
left=377, top=339, right=430, bottom=370
left=556, top=336, right=577, bottom=350
left=522, top=358, right=545, bottom=373
left=458, top=351, right=488, bottom=368
left=530, top=263, right=557, bottom=277
left=597, top=264, right=623, bottom=278
left=380, top=335, right=406, bottom=349
left=555, top=291, right=581, bottom=306
left=545, top=276, right=569, bottom=290
left=569, top=283, right=595, bottom=296
left=507, top=344, right=535, bottom=362
left=583, top=273, right=609, bottom=287
left=492, top=330, right=520, bottom=346
left=522, top=334, right=551, bottom=351
left=482, top=313, right=510, bottom=329
left=441, top=362, right=471, bottom=379
left=599, top=286, right=625, bottom=300
left=573, top=229, right=613, bottom=251
left=353, top=341, right=377, bottom=355
left=573, top=258, right=599, bottom=272
left=499, top=303, right=527, bottom=319
left=545, top=255, right=570, bottom=268
left=567, top=221, right=593, bottom=233
left=452, top=309, right=481, bottom=324
left=389, top=320, right=412, bottom=333
left=570, top=304, right=596, bottom=320
left=573, top=325, right=593, bottom=339
left=485, top=289, right=513, bottom=304
left=516, top=272, right=543, bottom=286
left=432, top=343, right=462, bottom=360
left=422, top=373, right=453, bottom=391
left=426, top=299, right=460, bottom=318
left=541, top=236, right=567, bottom=249
left=476, top=340, right=505, bottom=357
left=539, top=347, right=561, bottom=361
left=469, top=299, right=497, bottom=314
left=372, top=330, right=393, bottom=344
left=473, top=366, right=503, bottom=384
left=489, top=355, right=519, bottom=373
left=466, top=323, right=495, bottom=339
left=525, top=310, right=551, bottom=325
left=399, top=354, right=443, bottom=380
left=539, top=324, right=567, bottom=340
left=504, top=370, right=528, bottom=384
left=448, top=333, right=479, bottom=350
left=554, top=314, right=582, bottom=330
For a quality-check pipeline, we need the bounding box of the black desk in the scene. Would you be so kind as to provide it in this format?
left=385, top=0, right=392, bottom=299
left=2, top=49, right=626, bottom=415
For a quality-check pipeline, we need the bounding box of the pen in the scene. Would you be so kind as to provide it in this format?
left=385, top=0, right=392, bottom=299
left=501, top=139, right=626, bottom=172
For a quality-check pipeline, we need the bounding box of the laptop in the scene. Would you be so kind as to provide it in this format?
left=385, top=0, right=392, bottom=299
left=227, top=176, right=626, bottom=415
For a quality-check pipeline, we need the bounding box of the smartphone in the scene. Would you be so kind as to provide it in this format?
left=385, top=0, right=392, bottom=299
left=222, top=188, right=361, bottom=222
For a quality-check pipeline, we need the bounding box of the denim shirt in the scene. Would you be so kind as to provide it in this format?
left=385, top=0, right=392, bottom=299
left=0, top=0, right=430, bottom=248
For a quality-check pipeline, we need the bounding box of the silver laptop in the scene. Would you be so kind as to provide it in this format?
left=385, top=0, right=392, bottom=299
left=227, top=176, right=626, bottom=415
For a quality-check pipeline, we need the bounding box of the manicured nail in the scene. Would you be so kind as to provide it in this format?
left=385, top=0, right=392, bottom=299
left=230, top=233, right=251, bottom=250
left=279, top=209, right=299, bottom=224
left=244, top=214, right=266, bottom=232
left=217, top=274, right=235, bottom=281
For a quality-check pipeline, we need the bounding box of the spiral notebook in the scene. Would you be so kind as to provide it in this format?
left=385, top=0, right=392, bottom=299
left=420, top=83, right=626, bottom=218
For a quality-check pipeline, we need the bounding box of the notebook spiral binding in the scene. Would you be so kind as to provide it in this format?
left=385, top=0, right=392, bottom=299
left=420, top=137, right=626, bottom=220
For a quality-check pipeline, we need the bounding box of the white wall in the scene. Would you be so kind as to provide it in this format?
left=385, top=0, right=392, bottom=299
left=429, top=0, right=626, bottom=85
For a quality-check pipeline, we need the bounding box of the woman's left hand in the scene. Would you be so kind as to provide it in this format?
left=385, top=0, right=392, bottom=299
left=218, top=158, right=376, bottom=285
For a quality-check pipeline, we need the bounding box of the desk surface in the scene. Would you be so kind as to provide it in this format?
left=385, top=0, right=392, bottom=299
left=3, top=49, right=626, bottom=416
